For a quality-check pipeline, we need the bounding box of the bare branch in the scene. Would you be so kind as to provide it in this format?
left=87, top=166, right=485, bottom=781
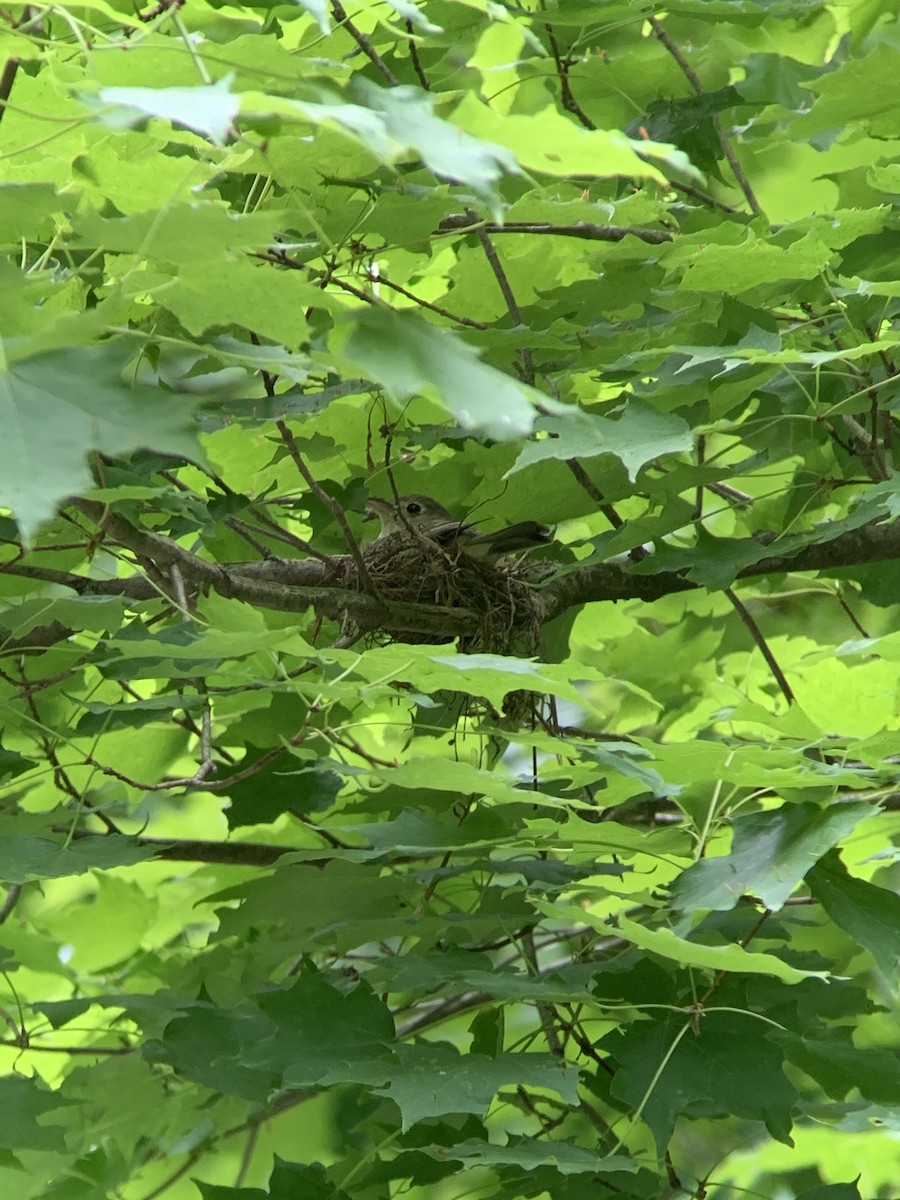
left=438, top=214, right=672, bottom=245
left=275, top=419, right=378, bottom=595
left=725, top=586, right=795, bottom=706
left=648, top=14, right=763, bottom=217
left=331, top=0, right=399, bottom=86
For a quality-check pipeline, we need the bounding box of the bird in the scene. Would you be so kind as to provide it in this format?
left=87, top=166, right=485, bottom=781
left=364, top=493, right=552, bottom=560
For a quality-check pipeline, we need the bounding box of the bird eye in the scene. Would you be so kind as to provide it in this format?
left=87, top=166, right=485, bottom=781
left=405, top=501, right=422, bottom=515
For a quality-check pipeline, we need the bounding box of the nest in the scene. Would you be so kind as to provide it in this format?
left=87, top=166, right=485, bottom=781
left=345, top=532, right=545, bottom=656
left=340, top=534, right=551, bottom=727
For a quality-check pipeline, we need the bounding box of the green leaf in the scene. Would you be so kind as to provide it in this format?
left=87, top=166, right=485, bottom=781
left=0, top=1077, right=74, bottom=1151
left=630, top=527, right=774, bottom=589
left=507, top=401, right=692, bottom=481
left=671, top=803, right=873, bottom=914
left=0, top=835, right=155, bottom=883
left=608, top=1011, right=796, bottom=1154
left=355, top=82, right=518, bottom=203
left=158, top=257, right=316, bottom=345
left=224, top=751, right=342, bottom=827
left=344, top=307, right=536, bottom=440
left=93, top=77, right=240, bottom=145
left=151, top=1002, right=281, bottom=1101
left=373, top=1042, right=580, bottom=1130
left=445, top=1138, right=637, bottom=1175
left=71, top=205, right=286, bottom=260
left=784, top=1030, right=900, bottom=1106
left=674, top=229, right=830, bottom=292
left=807, top=851, right=900, bottom=981
left=796, top=1185, right=862, bottom=1200
left=548, top=909, right=831, bottom=983
left=452, top=93, right=671, bottom=182
left=3, top=2, right=900, bottom=1196
left=261, top=970, right=395, bottom=1086
left=0, top=183, right=63, bottom=241
left=0, top=345, right=199, bottom=540
left=199, top=1159, right=351, bottom=1199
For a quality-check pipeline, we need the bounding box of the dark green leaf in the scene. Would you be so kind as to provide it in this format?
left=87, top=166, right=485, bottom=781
left=671, top=803, right=872, bottom=914
left=607, top=1011, right=796, bottom=1154
left=807, top=851, right=900, bottom=980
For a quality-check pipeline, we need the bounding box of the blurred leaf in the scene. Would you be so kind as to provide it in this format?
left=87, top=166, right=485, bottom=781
left=345, top=308, right=535, bottom=440
left=356, top=82, right=517, bottom=203
left=0, top=346, right=199, bottom=540
left=92, top=77, right=240, bottom=145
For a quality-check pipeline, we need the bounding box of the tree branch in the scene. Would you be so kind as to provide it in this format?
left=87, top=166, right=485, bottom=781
left=438, top=214, right=672, bottom=245
left=648, top=13, right=763, bottom=217
left=6, top=512, right=899, bottom=649
left=331, top=0, right=399, bottom=86
left=539, top=516, right=900, bottom=620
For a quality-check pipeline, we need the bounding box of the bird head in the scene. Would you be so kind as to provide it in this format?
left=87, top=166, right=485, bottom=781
left=365, top=494, right=456, bottom=538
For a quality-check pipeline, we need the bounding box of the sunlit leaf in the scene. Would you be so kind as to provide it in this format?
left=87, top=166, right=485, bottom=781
left=93, top=77, right=240, bottom=145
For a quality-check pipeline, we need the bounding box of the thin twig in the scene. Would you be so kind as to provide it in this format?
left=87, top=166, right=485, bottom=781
left=275, top=419, right=377, bottom=594
left=15, top=665, right=124, bottom=834
left=331, top=0, right=399, bottom=86
left=706, top=481, right=753, bottom=506
left=656, top=172, right=741, bottom=214
left=520, top=928, right=564, bottom=1056
left=648, top=14, right=762, bottom=217
left=725, top=587, right=794, bottom=705
left=321, top=271, right=376, bottom=305
left=366, top=269, right=487, bottom=329
left=0, top=5, right=35, bottom=131
left=694, top=434, right=706, bottom=521
left=134, top=1150, right=205, bottom=1200
left=224, top=518, right=278, bottom=560
left=168, top=563, right=190, bottom=617
left=695, top=908, right=772, bottom=1009
left=234, top=1123, right=259, bottom=1189
left=565, top=459, right=649, bottom=562
left=0, top=1037, right=135, bottom=1056
left=0, top=885, right=21, bottom=925
left=0, top=58, right=20, bottom=129
left=545, top=25, right=595, bottom=130
left=404, top=18, right=429, bottom=90
left=834, top=587, right=870, bottom=639
left=469, top=212, right=535, bottom=384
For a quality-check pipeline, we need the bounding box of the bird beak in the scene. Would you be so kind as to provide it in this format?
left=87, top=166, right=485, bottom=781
left=364, top=497, right=391, bottom=522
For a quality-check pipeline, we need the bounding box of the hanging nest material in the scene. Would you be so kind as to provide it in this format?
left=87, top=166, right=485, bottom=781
left=338, top=532, right=551, bottom=654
